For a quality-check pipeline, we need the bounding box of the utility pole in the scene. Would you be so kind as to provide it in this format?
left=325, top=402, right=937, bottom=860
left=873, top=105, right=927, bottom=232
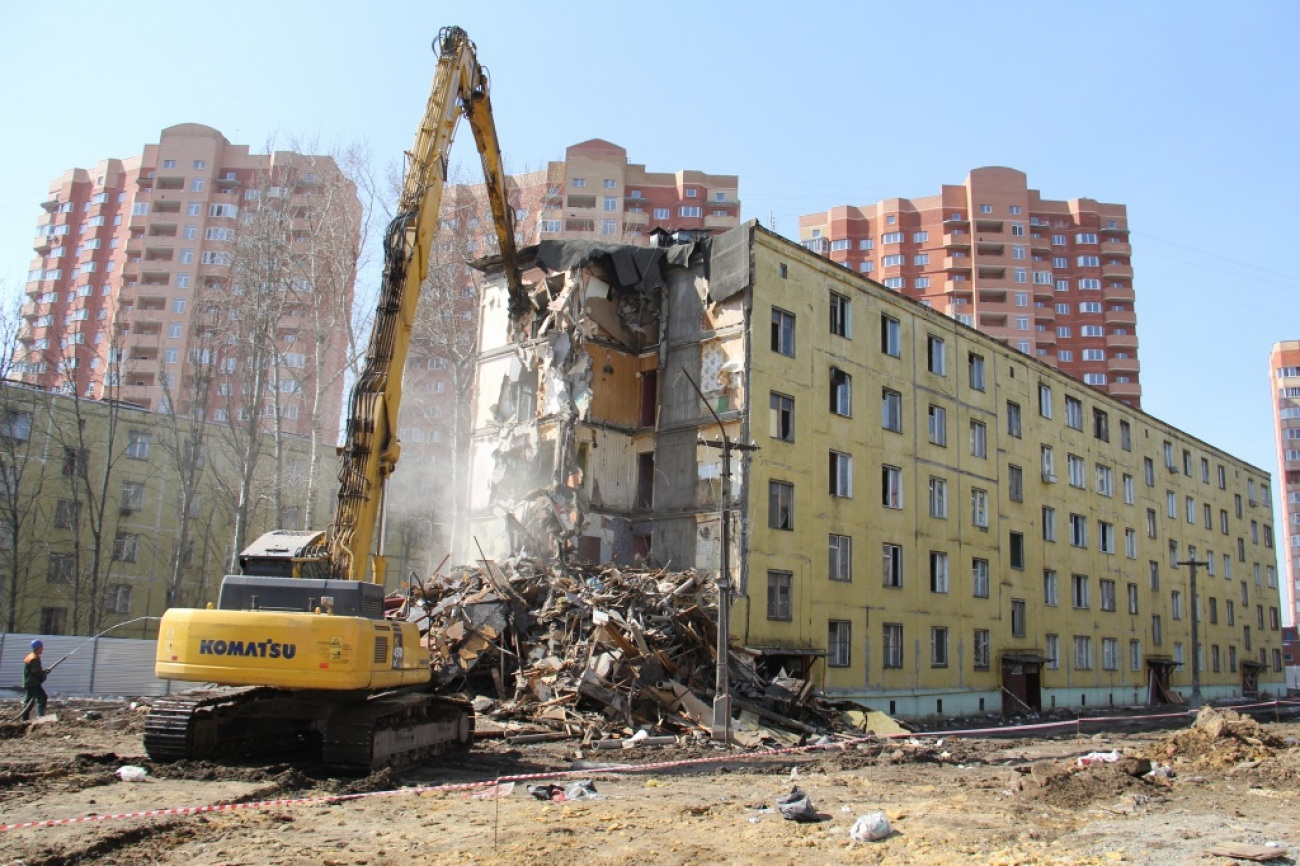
left=683, top=369, right=758, bottom=743
left=1176, top=558, right=1210, bottom=707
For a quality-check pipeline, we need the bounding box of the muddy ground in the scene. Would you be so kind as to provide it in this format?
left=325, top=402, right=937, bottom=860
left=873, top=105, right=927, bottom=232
left=1, top=699, right=1298, bottom=865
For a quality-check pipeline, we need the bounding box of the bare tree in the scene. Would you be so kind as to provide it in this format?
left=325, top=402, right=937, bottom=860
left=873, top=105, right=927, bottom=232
left=0, top=297, right=55, bottom=632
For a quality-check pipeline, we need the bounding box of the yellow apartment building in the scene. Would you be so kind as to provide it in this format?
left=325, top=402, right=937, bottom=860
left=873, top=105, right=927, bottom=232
left=0, top=382, right=335, bottom=639
left=468, top=222, right=1283, bottom=719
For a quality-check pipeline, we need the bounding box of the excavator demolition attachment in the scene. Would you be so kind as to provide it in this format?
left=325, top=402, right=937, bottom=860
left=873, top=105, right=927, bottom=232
left=147, top=26, right=522, bottom=772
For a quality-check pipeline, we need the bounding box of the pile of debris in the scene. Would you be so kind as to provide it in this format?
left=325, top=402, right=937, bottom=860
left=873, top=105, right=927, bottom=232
left=1156, top=706, right=1286, bottom=769
left=397, top=556, right=837, bottom=743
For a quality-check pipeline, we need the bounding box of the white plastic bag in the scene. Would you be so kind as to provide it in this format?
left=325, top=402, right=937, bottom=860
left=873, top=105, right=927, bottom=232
left=116, top=765, right=148, bottom=782
left=850, top=811, right=892, bottom=842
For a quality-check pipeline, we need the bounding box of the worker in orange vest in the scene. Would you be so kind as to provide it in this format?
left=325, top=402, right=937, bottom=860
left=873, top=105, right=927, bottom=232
left=20, top=639, right=47, bottom=721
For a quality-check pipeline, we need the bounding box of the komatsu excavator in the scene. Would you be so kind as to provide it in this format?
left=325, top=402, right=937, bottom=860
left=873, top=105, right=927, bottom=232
left=145, top=27, right=527, bottom=773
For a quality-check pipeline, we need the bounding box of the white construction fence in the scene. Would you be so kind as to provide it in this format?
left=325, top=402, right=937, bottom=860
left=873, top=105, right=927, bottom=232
left=0, top=633, right=196, bottom=698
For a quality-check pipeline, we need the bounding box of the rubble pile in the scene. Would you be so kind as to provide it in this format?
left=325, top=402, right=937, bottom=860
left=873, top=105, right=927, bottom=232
left=399, top=556, right=836, bottom=742
left=1156, top=706, right=1286, bottom=769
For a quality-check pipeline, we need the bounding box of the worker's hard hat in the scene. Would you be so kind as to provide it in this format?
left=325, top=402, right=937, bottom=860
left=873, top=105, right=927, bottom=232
left=30, top=639, right=43, bottom=650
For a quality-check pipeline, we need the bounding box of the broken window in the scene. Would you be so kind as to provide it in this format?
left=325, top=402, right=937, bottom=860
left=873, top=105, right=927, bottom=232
left=771, top=308, right=795, bottom=357
left=770, top=392, right=794, bottom=442
left=829, top=367, right=851, bottom=416
left=635, top=453, right=655, bottom=509
left=829, top=291, right=851, bottom=338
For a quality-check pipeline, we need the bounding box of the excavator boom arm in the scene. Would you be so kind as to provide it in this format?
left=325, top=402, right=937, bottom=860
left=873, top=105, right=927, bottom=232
left=328, top=26, right=524, bottom=582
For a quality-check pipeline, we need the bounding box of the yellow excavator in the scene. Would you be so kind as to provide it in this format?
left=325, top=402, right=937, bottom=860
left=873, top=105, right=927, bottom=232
left=145, top=27, right=527, bottom=773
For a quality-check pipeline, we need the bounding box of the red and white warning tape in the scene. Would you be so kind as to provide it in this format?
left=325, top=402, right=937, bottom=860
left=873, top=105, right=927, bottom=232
left=3, top=698, right=1294, bottom=832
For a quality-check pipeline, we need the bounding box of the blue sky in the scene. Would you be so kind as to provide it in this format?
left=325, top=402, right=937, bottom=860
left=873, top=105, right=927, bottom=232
left=0, top=1, right=1296, bottom=486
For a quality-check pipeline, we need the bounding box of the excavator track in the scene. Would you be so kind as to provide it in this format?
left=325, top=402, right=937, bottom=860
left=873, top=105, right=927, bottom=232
left=323, top=693, right=473, bottom=775
left=144, top=687, right=294, bottom=762
left=146, top=687, right=473, bottom=774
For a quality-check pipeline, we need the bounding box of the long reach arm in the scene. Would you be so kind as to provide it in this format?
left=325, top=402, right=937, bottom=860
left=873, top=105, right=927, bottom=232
left=328, top=26, right=526, bottom=583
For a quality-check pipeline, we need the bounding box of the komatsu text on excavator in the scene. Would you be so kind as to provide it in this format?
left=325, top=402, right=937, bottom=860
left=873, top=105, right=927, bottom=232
left=145, top=27, right=527, bottom=773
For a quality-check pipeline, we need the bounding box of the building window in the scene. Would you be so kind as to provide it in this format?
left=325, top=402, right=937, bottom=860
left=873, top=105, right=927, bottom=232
left=1128, top=583, right=1140, bottom=615
left=1011, top=599, right=1026, bottom=637
left=828, top=621, right=851, bottom=667
left=1099, top=521, right=1116, bottom=554
left=882, top=389, right=902, bottom=432
left=1152, top=614, right=1163, bottom=645
left=970, top=420, right=987, bottom=458
left=1099, top=578, right=1117, bottom=612
left=928, top=476, right=948, bottom=519
left=1006, top=401, right=1021, bottom=438
left=771, top=308, right=795, bottom=357
left=767, top=571, right=792, bottom=620
left=928, top=405, right=947, bottom=446
left=1065, top=396, right=1083, bottom=430
left=931, top=627, right=949, bottom=667
left=927, top=335, right=946, bottom=375
left=769, top=481, right=794, bottom=530
left=883, top=543, right=903, bottom=587
left=125, top=430, right=151, bottom=460
left=880, top=315, right=901, bottom=357
left=930, top=551, right=949, bottom=593
left=54, top=499, right=81, bottom=530
left=1074, top=636, right=1093, bottom=670
left=829, top=534, right=852, bottom=582
left=112, top=532, right=139, bottom=563
left=1045, top=634, right=1060, bottom=670
left=1038, top=383, right=1052, bottom=418
left=770, top=393, right=794, bottom=441
left=973, top=559, right=990, bottom=598
left=829, top=451, right=853, bottom=498
left=1072, top=574, right=1090, bottom=609
left=1102, top=638, right=1119, bottom=671
left=882, top=465, right=903, bottom=509
left=1009, top=532, right=1025, bottom=569
left=969, top=353, right=985, bottom=391
left=973, top=629, right=991, bottom=670
left=1067, top=514, right=1087, bottom=548
left=1008, top=464, right=1023, bottom=502
left=1068, top=454, right=1086, bottom=488
left=1043, top=569, right=1059, bottom=606
left=1125, top=528, right=1138, bottom=559
left=1041, top=445, right=1056, bottom=482
left=1120, top=420, right=1132, bottom=451
left=830, top=368, right=852, bottom=416
left=1123, top=473, right=1135, bottom=505
left=1042, top=506, right=1057, bottom=542
left=883, top=623, right=904, bottom=668
left=829, top=291, right=851, bottom=338
left=972, top=489, right=990, bottom=528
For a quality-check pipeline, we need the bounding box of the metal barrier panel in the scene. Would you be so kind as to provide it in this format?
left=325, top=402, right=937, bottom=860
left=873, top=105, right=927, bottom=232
left=1, top=633, right=200, bottom=699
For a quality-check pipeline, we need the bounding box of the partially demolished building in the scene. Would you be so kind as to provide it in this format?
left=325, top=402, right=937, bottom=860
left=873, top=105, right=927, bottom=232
left=467, top=221, right=1285, bottom=719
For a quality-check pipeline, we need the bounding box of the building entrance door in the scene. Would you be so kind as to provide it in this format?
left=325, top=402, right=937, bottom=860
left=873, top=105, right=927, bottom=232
left=1000, top=658, right=1042, bottom=715
left=1146, top=659, right=1179, bottom=704
left=1241, top=661, right=1263, bottom=697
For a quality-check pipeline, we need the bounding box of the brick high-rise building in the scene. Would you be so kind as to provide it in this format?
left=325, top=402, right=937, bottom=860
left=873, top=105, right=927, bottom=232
left=799, top=167, right=1140, bottom=407
left=1271, top=341, right=1300, bottom=625
left=16, top=124, right=356, bottom=440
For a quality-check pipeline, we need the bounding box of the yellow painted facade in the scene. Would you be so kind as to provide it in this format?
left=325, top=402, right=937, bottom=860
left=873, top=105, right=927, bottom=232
left=741, top=228, right=1284, bottom=714
left=468, top=223, right=1284, bottom=717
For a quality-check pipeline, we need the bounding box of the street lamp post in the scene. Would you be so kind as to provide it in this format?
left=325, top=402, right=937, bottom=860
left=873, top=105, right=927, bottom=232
left=683, top=369, right=757, bottom=743
left=1175, top=558, right=1210, bottom=707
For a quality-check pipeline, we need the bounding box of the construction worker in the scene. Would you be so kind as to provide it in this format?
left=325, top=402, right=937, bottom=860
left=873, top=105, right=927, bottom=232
left=20, top=639, right=47, bottom=721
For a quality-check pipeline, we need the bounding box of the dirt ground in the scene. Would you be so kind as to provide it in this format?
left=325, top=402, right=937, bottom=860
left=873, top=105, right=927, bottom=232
left=1, top=699, right=1298, bottom=866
